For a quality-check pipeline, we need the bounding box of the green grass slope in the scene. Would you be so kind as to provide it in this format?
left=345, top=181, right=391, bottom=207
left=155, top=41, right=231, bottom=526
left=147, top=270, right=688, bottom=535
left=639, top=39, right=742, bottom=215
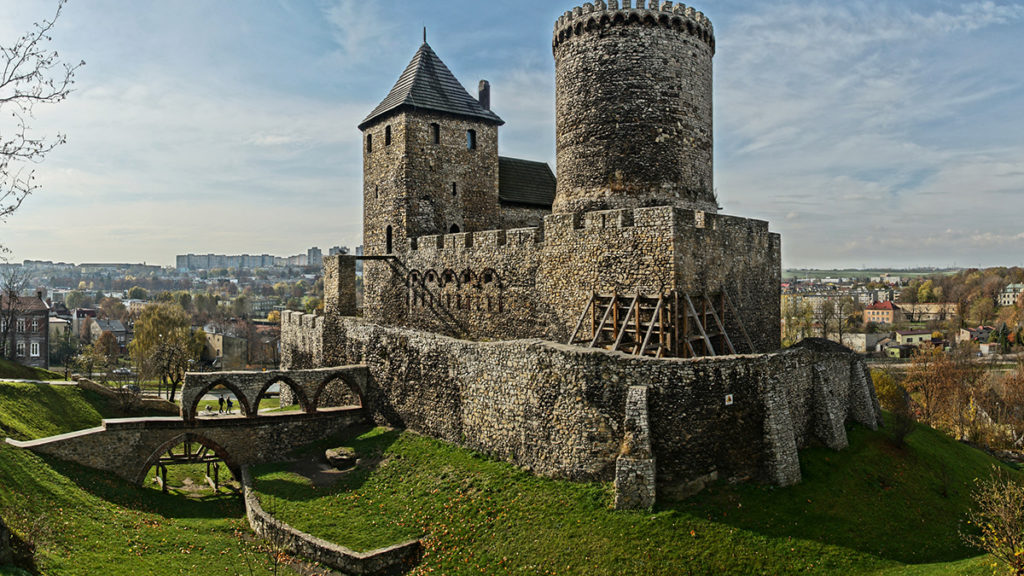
left=0, top=383, right=275, bottom=575
left=0, top=359, right=62, bottom=382
left=253, top=419, right=1018, bottom=576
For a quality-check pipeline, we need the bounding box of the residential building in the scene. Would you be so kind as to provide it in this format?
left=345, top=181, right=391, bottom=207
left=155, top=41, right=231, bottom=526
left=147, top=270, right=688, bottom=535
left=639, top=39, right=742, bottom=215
left=957, top=325, right=995, bottom=345
left=999, top=283, right=1024, bottom=307
left=90, top=319, right=129, bottom=353
left=899, top=303, right=959, bottom=323
left=896, top=329, right=934, bottom=347
left=864, top=301, right=902, bottom=325
left=1, top=293, right=50, bottom=369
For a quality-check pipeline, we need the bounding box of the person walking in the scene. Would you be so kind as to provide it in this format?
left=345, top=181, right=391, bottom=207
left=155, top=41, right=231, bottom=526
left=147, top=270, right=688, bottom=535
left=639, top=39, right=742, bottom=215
left=218, top=396, right=225, bottom=413
left=226, top=397, right=233, bottom=414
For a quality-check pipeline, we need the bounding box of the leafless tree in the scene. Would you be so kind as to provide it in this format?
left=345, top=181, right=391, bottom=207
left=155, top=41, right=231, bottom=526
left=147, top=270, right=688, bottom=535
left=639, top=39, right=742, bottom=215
left=1, top=0, right=84, bottom=227
left=0, top=264, right=28, bottom=360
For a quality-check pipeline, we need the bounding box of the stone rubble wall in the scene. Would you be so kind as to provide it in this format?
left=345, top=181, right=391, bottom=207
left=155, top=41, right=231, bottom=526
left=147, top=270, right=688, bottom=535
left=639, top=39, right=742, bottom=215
left=358, top=204, right=780, bottom=350
left=552, top=1, right=716, bottom=215
left=281, top=316, right=881, bottom=501
left=241, top=468, right=420, bottom=575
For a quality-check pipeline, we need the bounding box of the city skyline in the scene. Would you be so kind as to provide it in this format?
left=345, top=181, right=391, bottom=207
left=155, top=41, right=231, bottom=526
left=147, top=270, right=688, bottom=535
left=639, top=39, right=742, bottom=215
left=1, top=0, right=1022, bottom=269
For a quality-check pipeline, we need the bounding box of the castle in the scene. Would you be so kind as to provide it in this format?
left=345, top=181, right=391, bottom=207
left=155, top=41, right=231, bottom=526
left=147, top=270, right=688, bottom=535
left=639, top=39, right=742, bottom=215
left=281, top=0, right=881, bottom=509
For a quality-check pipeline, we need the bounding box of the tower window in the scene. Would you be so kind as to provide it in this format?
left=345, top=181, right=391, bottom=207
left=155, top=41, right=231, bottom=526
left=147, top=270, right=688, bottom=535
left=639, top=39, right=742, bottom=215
left=431, top=123, right=440, bottom=144
left=366, top=134, right=373, bottom=153
left=385, top=125, right=392, bottom=146
left=452, top=182, right=457, bottom=197
left=466, top=129, right=477, bottom=150
left=375, top=184, right=379, bottom=198
left=385, top=225, right=393, bottom=254
left=449, top=224, right=460, bottom=234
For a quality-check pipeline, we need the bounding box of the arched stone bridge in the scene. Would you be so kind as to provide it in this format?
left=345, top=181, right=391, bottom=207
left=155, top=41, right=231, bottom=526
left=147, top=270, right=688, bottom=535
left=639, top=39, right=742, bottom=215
left=180, top=366, right=368, bottom=422
left=7, top=367, right=370, bottom=485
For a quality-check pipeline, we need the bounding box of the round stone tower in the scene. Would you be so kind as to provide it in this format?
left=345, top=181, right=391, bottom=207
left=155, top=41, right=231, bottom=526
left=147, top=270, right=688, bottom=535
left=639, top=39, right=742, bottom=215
left=552, top=1, right=717, bottom=214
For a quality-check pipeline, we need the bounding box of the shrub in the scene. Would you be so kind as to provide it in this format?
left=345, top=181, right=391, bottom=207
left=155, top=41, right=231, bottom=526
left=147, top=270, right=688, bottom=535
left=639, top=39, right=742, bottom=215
left=962, top=467, right=1024, bottom=575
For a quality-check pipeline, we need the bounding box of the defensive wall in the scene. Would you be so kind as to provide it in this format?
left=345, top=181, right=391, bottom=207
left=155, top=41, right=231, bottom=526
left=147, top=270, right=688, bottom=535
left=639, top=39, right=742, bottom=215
left=360, top=205, right=780, bottom=349
left=281, top=312, right=880, bottom=504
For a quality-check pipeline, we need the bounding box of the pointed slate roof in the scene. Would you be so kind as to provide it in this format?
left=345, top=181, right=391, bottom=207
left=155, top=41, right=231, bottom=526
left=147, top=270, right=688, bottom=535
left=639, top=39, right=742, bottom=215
left=360, top=43, right=504, bottom=130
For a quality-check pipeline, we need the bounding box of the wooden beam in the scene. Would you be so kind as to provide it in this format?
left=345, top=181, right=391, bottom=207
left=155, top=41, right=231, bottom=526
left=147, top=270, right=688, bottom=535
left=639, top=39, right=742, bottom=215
left=612, top=293, right=641, bottom=352
left=724, top=290, right=755, bottom=353
left=704, top=294, right=736, bottom=355
left=639, top=294, right=665, bottom=356
left=568, top=292, right=596, bottom=346
left=590, top=293, right=617, bottom=348
left=684, top=294, right=716, bottom=356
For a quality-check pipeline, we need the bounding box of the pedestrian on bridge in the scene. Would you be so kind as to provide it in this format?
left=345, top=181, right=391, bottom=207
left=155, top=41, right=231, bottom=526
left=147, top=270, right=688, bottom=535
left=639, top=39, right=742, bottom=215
left=218, top=396, right=225, bottom=413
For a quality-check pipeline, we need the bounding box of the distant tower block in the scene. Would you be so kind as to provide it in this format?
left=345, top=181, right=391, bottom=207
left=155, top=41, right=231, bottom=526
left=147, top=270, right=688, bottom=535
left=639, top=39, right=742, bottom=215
left=552, top=2, right=717, bottom=214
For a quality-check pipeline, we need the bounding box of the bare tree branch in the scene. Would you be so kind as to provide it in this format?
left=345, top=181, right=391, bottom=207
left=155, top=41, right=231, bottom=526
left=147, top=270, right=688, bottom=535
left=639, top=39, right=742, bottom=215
left=0, top=0, right=84, bottom=224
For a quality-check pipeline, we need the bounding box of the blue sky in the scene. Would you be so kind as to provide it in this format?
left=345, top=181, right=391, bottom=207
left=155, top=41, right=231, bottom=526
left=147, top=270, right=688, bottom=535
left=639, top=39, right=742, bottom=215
left=2, top=0, right=1022, bottom=269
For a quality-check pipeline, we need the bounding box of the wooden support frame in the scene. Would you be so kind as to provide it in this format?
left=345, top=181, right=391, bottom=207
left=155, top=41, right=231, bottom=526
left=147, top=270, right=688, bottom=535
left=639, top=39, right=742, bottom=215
left=684, top=294, right=716, bottom=357
left=703, top=294, right=736, bottom=355
left=724, top=290, right=756, bottom=353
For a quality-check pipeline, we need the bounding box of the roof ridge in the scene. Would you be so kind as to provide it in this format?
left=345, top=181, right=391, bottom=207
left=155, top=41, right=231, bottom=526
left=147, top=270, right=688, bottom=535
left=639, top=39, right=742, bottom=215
left=360, top=43, right=504, bottom=129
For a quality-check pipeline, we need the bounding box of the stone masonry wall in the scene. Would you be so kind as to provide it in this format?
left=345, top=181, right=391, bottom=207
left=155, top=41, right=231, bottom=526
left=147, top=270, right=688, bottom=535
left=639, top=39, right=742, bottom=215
left=500, top=203, right=551, bottom=230
left=359, top=205, right=779, bottom=348
left=281, top=317, right=881, bottom=496
left=362, top=109, right=500, bottom=329
left=552, top=1, right=717, bottom=215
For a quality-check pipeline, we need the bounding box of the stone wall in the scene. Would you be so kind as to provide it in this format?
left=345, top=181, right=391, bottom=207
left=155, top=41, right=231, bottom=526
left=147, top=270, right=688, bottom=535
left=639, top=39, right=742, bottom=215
left=499, top=203, right=550, bottom=229
left=552, top=1, right=717, bottom=215
left=356, top=205, right=779, bottom=349
left=242, top=468, right=420, bottom=575
left=281, top=317, right=881, bottom=501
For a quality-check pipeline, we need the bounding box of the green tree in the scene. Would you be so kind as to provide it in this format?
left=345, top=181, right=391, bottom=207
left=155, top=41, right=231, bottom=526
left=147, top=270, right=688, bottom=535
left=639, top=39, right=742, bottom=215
left=129, top=302, right=196, bottom=401
left=127, top=286, right=148, bottom=300
left=64, top=289, right=93, bottom=310
left=97, top=296, right=127, bottom=322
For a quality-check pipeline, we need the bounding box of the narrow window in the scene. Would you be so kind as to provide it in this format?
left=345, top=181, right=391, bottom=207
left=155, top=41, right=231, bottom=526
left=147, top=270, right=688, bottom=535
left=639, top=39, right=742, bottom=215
left=366, top=134, right=373, bottom=153
left=30, top=342, right=39, bottom=357
left=31, top=319, right=38, bottom=332
left=385, top=225, right=393, bottom=254
left=16, top=342, right=25, bottom=357
left=452, top=182, right=457, bottom=197
left=431, top=123, right=440, bottom=144
left=375, top=184, right=379, bottom=199
left=449, top=224, right=460, bottom=234
left=16, top=319, right=25, bottom=333
left=385, top=125, right=392, bottom=146
left=466, top=129, right=477, bottom=150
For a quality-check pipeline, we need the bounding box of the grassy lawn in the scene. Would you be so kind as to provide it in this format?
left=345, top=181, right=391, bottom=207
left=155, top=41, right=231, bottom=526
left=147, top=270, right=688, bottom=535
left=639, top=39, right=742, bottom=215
left=252, top=419, right=1017, bottom=576
left=0, top=382, right=278, bottom=575
left=0, top=358, right=63, bottom=381
left=2, top=378, right=1019, bottom=575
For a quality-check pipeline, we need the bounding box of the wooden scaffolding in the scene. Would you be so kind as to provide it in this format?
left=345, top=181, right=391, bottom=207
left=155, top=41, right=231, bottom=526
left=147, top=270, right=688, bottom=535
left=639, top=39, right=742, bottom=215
left=567, top=291, right=755, bottom=358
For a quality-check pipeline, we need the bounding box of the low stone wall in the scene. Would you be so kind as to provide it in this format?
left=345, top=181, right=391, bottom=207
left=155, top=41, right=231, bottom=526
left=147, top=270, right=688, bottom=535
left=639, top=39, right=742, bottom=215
left=241, top=468, right=420, bottom=575
left=282, top=316, right=881, bottom=504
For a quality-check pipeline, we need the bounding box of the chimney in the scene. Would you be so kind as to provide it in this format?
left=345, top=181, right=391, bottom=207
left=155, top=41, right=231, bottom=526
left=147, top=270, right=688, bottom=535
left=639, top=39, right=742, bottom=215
left=478, top=80, right=491, bottom=110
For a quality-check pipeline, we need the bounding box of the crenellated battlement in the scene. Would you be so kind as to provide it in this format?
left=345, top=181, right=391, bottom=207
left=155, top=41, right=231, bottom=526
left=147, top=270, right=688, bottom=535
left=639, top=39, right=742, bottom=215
left=398, top=205, right=770, bottom=263
left=553, top=1, right=715, bottom=53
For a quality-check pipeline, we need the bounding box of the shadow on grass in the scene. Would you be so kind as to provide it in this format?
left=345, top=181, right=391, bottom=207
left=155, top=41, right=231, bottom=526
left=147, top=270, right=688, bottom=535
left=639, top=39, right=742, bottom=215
left=41, top=455, right=245, bottom=520
left=665, top=421, right=993, bottom=566
left=252, top=425, right=402, bottom=502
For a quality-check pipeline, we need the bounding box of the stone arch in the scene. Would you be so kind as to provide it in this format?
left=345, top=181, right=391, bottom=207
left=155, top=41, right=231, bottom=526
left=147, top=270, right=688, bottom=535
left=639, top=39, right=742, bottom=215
left=600, top=14, right=611, bottom=27
left=254, top=376, right=312, bottom=415
left=135, top=432, right=240, bottom=485
left=627, top=12, right=641, bottom=24
left=612, top=12, right=626, bottom=25
left=585, top=16, right=598, bottom=31
left=184, top=379, right=255, bottom=422
left=312, top=373, right=365, bottom=410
